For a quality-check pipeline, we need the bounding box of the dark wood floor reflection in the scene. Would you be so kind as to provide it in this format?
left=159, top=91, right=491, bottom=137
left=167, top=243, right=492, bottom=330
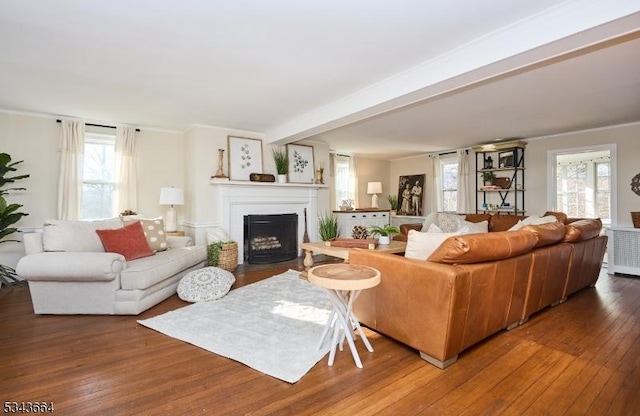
left=1, top=257, right=638, bottom=415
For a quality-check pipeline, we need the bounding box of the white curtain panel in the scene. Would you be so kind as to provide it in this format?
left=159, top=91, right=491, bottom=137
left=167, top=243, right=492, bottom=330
left=425, top=154, right=439, bottom=214
left=350, top=156, right=359, bottom=208
left=115, top=127, right=138, bottom=213
left=57, top=120, right=85, bottom=220
left=456, top=149, right=471, bottom=213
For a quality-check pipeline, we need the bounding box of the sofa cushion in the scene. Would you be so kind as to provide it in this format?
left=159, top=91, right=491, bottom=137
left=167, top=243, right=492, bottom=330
left=520, top=222, right=565, bottom=247
left=96, top=221, right=155, bottom=261
left=490, top=215, right=526, bottom=232
left=124, top=218, right=168, bottom=252
left=562, top=219, right=602, bottom=242
left=42, top=218, right=123, bottom=252
left=438, top=213, right=466, bottom=232
left=427, top=230, right=537, bottom=264
left=120, top=245, right=206, bottom=290
left=420, top=212, right=438, bottom=231
left=543, top=211, right=568, bottom=224
left=405, top=229, right=458, bottom=260
left=458, top=220, right=488, bottom=234
left=177, top=266, right=235, bottom=302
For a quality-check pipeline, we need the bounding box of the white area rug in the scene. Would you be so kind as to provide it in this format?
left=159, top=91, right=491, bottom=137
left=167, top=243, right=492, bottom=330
left=138, top=269, right=333, bottom=383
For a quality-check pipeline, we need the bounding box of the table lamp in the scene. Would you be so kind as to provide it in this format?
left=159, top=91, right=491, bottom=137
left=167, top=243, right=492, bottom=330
left=367, top=182, right=382, bottom=209
left=159, top=187, right=184, bottom=232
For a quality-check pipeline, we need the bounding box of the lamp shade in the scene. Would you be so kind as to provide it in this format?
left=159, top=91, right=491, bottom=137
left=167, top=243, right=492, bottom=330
left=367, top=182, right=382, bottom=194
left=159, top=187, right=184, bottom=206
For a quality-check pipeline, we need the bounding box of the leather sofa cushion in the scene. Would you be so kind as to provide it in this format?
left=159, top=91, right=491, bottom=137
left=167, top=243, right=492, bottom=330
left=428, top=230, right=537, bottom=264
left=562, top=219, right=603, bottom=242
left=489, top=215, right=526, bottom=232
left=520, top=222, right=565, bottom=247
left=464, top=213, right=492, bottom=223
left=543, top=211, right=568, bottom=224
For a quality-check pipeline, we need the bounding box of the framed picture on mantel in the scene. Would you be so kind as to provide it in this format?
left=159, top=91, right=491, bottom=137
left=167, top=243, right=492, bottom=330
left=287, top=144, right=315, bottom=183
left=228, top=136, right=263, bottom=181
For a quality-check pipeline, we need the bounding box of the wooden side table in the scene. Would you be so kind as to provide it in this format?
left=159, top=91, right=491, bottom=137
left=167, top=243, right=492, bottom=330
left=308, top=263, right=381, bottom=368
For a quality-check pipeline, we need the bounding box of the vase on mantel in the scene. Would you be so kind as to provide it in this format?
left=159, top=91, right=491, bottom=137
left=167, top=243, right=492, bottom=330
left=277, top=174, right=287, bottom=184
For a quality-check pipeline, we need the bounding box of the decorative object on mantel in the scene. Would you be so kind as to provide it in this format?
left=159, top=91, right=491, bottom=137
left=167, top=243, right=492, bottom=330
left=212, top=148, right=228, bottom=179
left=159, top=186, right=184, bottom=232
left=249, top=173, right=275, bottom=182
left=315, top=162, right=324, bottom=184
left=228, top=136, right=263, bottom=181
left=271, top=147, right=289, bottom=184
left=351, top=225, right=368, bottom=239
left=631, top=173, right=640, bottom=196
left=367, top=182, right=382, bottom=208
left=287, top=143, right=315, bottom=183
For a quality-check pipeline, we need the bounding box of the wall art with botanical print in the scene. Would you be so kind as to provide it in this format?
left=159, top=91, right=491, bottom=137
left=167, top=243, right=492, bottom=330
left=228, top=136, right=263, bottom=181
left=286, top=144, right=315, bottom=183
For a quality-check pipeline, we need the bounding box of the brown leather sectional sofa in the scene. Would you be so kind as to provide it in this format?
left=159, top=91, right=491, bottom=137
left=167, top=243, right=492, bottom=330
left=349, top=212, right=607, bottom=369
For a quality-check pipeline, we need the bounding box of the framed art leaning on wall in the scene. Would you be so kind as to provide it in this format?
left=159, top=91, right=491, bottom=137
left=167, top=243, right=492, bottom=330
left=286, top=144, right=315, bottom=183
left=228, top=136, right=263, bottom=181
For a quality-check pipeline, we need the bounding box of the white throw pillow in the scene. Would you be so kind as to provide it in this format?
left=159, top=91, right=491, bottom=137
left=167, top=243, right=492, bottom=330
left=509, top=215, right=558, bottom=231
left=438, top=213, right=466, bottom=232
left=426, top=223, right=443, bottom=233
left=420, top=212, right=439, bottom=232
left=405, top=229, right=458, bottom=260
left=458, top=220, right=489, bottom=234
left=42, top=218, right=123, bottom=252
left=177, top=267, right=236, bottom=302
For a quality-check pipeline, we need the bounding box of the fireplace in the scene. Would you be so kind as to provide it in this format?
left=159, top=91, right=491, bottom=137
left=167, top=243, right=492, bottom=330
left=244, top=214, right=298, bottom=264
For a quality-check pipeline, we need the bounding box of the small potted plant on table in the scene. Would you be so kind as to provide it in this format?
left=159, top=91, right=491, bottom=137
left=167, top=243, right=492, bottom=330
left=318, top=212, right=340, bottom=245
left=368, top=224, right=400, bottom=245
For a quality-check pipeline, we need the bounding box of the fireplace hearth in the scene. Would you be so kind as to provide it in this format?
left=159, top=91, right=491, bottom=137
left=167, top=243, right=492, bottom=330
left=244, top=214, right=298, bottom=264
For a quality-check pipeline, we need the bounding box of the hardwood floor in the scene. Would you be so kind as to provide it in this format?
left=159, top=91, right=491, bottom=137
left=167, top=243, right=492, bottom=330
left=1, top=258, right=639, bottom=415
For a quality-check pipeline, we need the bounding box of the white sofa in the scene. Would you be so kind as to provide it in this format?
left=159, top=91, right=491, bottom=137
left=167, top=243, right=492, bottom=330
left=16, top=218, right=207, bottom=315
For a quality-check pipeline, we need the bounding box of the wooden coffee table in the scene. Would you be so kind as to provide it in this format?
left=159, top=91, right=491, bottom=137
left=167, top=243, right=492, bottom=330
left=300, top=240, right=406, bottom=275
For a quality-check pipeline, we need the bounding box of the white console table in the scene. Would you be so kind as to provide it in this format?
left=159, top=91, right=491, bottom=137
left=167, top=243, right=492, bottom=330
left=607, top=227, right=640, bottom=276
left=333, top=209, right=389, bottom=239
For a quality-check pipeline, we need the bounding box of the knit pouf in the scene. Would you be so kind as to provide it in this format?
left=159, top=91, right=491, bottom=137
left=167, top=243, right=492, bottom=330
left=177, top=267, right=236, bottom=302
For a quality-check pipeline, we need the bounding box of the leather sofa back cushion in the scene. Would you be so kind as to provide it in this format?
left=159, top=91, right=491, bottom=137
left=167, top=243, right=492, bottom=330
left=96, top=221, right=155, bottom=261
left=428, top=230, right=537, bottom=264
left=562, top=219, right=603, bottom=242
left=543, top=211, right=568, bottom=224
left=520, top=222, right=565, bottom=247
left=43, top=218, right=123, bottom=252
left=464, top=213, right=492, bottom=223
left=489, top=215, right=527, bottom=232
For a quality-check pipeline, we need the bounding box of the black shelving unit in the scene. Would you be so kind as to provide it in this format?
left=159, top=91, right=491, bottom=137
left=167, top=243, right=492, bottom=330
left=475, top=143, right=526, bottom=215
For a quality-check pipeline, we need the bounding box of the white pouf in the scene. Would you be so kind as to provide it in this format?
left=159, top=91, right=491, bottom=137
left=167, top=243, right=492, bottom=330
left=177, top=267, right=236, bottom=302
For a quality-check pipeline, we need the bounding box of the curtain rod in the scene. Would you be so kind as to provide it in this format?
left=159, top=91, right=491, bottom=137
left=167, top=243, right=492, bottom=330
left=56, top=119, right=140, bottom=132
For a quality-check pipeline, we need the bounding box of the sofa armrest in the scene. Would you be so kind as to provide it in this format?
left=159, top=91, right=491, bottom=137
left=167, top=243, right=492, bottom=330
left=399, top=223, right=422, bottom=238
left=23, top=232, right=44, bottom=255
left=16, top=252, right=125, bottom=282
left=167, top=236, right=193, bottom=248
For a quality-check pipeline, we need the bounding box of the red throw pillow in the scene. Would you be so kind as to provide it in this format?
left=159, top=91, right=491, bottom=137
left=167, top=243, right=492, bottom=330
left=96, top=221, right=154, bottom=261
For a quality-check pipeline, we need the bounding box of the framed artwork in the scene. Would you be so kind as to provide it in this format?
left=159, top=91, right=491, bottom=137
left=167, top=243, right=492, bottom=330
left=396, top=174, right=425, bottom=216
left=228, top=136, right=263, bottom=181
left=498, top=150, right=515, bottom=168
left=286, top=144, right=315, bottom=183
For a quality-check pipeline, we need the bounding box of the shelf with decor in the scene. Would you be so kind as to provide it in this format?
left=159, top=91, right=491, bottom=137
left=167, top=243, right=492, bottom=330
left=474, top=141, right=526, bottom=215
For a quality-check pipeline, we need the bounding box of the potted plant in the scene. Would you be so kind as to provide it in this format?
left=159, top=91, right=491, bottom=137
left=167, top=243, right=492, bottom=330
left=387, top=194, right=398, bottom=213
left=318, top=212, right=340, bottom=244
left=207, top=240, right=238, bottom=272
left=0, top=153, right=30, bottom=288
left=368, top=224, right=400, bottom=245
left=272, top=147, right=289, bottom=183
left=482, top=171, right=496, bottom=186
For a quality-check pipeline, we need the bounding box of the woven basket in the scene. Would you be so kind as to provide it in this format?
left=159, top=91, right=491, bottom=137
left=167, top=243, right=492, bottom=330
left=631, top=212, right=640, bottom=229
left=208, top=242, right=238, bottom=272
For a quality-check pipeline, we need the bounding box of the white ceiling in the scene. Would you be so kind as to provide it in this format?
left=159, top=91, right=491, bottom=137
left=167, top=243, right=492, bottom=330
left=1, top=0, right=639, bottom=159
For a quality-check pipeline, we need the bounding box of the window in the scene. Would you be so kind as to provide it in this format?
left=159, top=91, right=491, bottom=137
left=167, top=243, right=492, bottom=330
left=441, top=158, right=457, bottom=213
left=554, top=149, right=612, bottom=225
left=333, top=154, right=356, bottom=209
left=82, top=133, right=116, bottom=220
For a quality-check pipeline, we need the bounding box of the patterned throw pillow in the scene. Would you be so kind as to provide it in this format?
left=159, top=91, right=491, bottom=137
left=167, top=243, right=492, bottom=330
left=438, top=213, right=466, bottom=232
left=177, top=267, right=236, bottom=302
left=124, top=218, right=168, bottom=252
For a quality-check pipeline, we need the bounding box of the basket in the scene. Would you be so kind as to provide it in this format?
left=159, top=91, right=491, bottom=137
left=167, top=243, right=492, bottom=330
left=208, top=241, right=238, bottom=272
left=632, top=212, right=640, bottom=229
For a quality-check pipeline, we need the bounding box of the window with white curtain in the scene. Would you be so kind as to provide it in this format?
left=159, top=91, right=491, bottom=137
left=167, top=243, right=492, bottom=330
left=82, top=133, right=116, bottom=220
left=440, top=157, right=458, bottom=213
left=333, top=154, right=355, bottom=209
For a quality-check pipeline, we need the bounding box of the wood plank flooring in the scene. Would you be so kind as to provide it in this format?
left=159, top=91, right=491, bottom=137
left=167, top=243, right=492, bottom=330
left=1, top=258, right=639, bottom=415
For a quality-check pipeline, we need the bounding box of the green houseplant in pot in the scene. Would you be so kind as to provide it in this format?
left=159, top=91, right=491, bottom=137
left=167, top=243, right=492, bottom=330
left=368, top=224, right=400, bottom=245
left=482, top=171, right=496, bottom=186
left=0, top=153, right=30, bottom=288
left=272, top=147, right=289, bottom=184
left=318, top=212, right=340, bottom=244
left=387, top=194, right=399, bottom=213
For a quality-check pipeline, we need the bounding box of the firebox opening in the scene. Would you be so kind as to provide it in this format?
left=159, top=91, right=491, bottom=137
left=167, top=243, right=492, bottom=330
left=243, top=214, right=298, bottom=264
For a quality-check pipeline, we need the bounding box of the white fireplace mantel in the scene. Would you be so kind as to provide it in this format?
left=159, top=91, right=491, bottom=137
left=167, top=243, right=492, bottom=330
left=210, top=181, right=326, bottom=264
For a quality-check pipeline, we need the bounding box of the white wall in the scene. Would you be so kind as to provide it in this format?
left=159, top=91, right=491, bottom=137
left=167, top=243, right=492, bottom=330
left=354, top=157, right=391, bottom=210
